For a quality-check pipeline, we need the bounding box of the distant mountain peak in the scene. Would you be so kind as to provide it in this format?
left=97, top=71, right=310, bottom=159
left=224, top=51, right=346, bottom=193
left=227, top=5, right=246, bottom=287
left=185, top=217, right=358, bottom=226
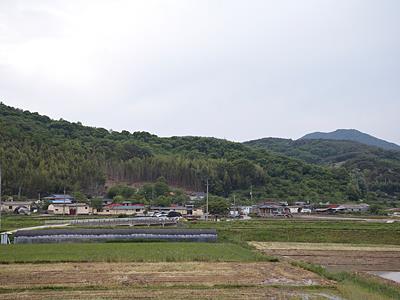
left=300, top=129, right=400, bottom=151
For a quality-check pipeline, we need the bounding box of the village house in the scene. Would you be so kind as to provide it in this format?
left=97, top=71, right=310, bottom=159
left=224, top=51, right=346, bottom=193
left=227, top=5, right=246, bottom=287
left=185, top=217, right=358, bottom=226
left=287, top=205, right=313, bottom=214
left=1, top=201, right=33, bottom=214
left=287, top=206, right=303, bottom=214
left=99, top=203, right=146, bottom=216
left=229, top=205, right=254, bottom=217
left=44, top=194, right=75, bottom=204
left=330, top=203, right=370, bottom=213
left=315, top=203, right=370, bottom=214
left=150, top=205, right=204, bottom=217
left=255, top=202, right=290, bottom=217
left=238, top=206, right=254, bottom=215
left=188, top=192, right=206, bottom=201
left=47, top=203, right=94, bottom=215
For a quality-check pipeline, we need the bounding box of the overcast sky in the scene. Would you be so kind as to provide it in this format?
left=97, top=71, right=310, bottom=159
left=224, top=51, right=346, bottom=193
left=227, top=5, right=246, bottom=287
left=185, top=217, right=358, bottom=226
left=1, top=0, right=399, bottom=144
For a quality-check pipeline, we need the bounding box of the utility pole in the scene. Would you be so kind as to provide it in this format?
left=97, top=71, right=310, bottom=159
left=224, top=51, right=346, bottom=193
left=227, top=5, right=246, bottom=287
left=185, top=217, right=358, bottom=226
left=233, top=194, right=237, bottom=217
left=250, top=185, right=253, bottom=202
left=63, top=187, right=66, bottom=216
left=206, top=179, right=209, bottom=222
left=150, top=185, right=155, bottom=212
left=0, top=164, right=2, bottom=231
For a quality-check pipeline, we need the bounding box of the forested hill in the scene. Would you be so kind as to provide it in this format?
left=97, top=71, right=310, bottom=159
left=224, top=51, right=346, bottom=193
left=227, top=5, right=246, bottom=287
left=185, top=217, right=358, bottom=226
left=244, top=138, right=400, bottom=202
left=0, top=102, right=365, bottom=203
left=301, top=129, right=400, bottom=151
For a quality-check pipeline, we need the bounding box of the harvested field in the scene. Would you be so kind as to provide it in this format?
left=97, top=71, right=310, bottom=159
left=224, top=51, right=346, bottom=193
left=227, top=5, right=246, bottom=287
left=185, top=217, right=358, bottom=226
left=0, top=286, right=341, bottom=300
left=251, top=242, right=400, bottom=272
left=0, top=262, right=333, bottom=288
left=0, top=262, right=340, bottom=299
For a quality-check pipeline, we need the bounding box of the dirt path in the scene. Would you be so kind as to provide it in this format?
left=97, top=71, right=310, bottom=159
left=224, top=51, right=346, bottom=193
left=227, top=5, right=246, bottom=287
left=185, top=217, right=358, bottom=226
left=296, top=215, right=399, bottom=223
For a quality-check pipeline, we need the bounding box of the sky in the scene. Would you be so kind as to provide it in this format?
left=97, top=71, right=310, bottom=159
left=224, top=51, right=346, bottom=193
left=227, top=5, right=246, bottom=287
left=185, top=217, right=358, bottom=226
left=1, top=0, right=399, bottom=144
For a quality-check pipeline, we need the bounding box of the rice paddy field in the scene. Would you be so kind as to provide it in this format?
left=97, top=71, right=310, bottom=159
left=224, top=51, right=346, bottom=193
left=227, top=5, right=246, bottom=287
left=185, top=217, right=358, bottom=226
left=0, top=242, right=268, bottom=264
left=189, top=219, right=400, bottom=245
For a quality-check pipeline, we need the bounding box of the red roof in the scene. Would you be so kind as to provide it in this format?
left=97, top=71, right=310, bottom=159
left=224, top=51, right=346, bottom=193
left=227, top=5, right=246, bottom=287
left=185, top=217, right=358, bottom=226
left=327, top=204, right=340, bottom=208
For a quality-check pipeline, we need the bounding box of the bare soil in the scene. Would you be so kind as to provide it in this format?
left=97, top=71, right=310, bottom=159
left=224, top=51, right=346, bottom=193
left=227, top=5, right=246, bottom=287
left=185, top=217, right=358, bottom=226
left=0, top=262, right=332, bottom=288
left=251, top=242, right=400, bottom=272
left=0, top=287, right=340, bottom=300
left=0, top=262, right=340, bottom=299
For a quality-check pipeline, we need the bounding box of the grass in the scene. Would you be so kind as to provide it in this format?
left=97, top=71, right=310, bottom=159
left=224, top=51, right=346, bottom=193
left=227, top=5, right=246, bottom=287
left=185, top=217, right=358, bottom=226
left=0, top=242, right=270, bottom=263
left=188, top=219, right=400, bottom=245
left=292, top=261, right=400, bottom=300
left=4, top=215, right=400, bottom=245
left=0, top=215, right=45, bottom=232
left=0, top=214, right=119, bottom=232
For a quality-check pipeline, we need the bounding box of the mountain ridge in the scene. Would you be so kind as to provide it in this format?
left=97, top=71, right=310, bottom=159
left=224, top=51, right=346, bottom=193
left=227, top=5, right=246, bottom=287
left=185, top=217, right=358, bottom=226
left=300, top=129, right=400, bottom=151
left=243, top=137, right=400, bottom=202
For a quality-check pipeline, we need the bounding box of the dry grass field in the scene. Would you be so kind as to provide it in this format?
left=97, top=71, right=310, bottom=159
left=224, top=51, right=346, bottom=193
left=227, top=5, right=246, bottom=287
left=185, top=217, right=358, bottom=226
left=0, top=262, right=339, bottom=299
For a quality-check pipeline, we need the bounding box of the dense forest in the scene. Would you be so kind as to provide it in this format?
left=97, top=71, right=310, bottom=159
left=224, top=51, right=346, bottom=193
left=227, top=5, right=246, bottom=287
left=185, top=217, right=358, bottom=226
left=0, top=102, right=388, bottom=204
left=244, top=138, right=400, bottom=203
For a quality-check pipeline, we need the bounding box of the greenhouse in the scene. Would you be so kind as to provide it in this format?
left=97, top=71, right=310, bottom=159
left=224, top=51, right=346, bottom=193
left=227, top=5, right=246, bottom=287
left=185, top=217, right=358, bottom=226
left=13, top=228, right=217, bottom=244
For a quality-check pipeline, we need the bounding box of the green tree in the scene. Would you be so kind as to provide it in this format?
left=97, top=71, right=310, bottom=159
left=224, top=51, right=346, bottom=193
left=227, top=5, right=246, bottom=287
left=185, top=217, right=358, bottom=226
left=90, top=197, right=104, bottom=211
left=208, top=196, right=229, bottom=215
left=154, top=177, right=169, bottom=197
left=113, top=195, right=124, bottom=203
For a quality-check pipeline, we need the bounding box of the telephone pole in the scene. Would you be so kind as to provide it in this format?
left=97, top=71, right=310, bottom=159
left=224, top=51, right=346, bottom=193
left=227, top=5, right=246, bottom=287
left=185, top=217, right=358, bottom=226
left=206, top=179, right=209, bottom=221
left=0, top=164, right=2, bottom=230
left=250, top=185, right=253, bottom=202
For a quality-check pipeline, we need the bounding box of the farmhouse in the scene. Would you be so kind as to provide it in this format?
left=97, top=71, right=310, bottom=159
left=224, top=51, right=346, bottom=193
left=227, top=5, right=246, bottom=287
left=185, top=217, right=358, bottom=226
left=150, top=205, right=204, bottom=216
left=330, top=203, right=370, bottom=213
left=44, top=194, right=75, bottom=204
left=315, top=203, right=370, bottom=214
left=255, top=202, right=290, bottom=217
left=188, top=192, right=206, bottom=201
left=48, top=203, right=94, bottom=215
left=0, top=201, right=32, bottom=214
left=239, top=206, right=254, bottom=215
left=287, top=206, right=303, bottom=214
left=287, top=205, right=312, bottom=214
left=99, top=203, right=146, bottom=216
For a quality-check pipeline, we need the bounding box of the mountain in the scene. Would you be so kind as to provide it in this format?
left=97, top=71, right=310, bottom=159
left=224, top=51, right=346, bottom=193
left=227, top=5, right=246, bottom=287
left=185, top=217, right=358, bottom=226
left=0, top=102, right=351, bottom=203
left=244, top=137, right=400, bottom=202
left=301, top=129, right=400, bottom=151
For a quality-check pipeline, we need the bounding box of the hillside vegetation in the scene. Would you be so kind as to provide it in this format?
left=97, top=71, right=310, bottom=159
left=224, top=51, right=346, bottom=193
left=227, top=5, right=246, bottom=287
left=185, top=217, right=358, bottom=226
left=0, top=102, right=368, bottom=203
left=244, top=138, right=400, bottom=202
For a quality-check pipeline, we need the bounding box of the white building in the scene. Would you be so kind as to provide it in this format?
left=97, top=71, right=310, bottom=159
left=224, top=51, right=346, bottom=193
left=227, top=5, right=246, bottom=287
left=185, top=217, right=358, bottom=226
left=1, top=201, right=32, bottom=214
left=48, top=203, right=94, bottom=215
